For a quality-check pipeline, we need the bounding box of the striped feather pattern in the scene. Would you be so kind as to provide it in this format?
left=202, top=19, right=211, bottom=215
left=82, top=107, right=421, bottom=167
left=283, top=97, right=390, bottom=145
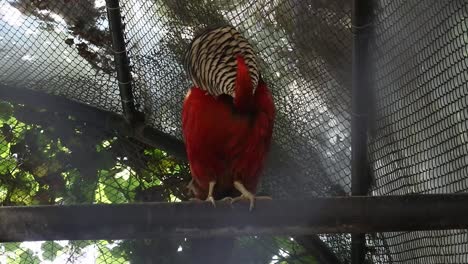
left=185, top=25, right=259, bottom=97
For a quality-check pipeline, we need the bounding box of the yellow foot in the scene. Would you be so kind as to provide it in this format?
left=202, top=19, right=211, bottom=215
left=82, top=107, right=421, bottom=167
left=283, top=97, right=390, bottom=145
left=232, top=181, right=272, bottom=211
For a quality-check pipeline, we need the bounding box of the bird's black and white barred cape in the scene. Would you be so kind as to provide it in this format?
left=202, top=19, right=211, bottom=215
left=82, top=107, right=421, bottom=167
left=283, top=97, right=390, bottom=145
left=185, top=25, right=259, bottom=98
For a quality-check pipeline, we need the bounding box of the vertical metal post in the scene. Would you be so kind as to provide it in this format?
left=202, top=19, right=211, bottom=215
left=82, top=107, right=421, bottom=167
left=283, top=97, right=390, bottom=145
left=106, top=0, right=137, bottom=125
left=351, top=0, right=374, bottom=263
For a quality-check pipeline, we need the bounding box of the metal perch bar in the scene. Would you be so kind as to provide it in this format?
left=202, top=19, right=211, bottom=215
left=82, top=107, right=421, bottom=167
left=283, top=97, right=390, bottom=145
left=2, top=194, right=468, bottom=242
left=0, top=86, right=341, bottom=262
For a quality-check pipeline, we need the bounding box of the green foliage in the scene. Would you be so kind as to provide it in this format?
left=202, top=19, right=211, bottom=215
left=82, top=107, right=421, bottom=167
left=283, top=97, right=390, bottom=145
left=273, top=237, right=317, bottom=264
left=11, top=249, right=41, bottom=264
left=3, top=242, right=21, bottom=253
left=0, top=100, right=315, bottom=263
left=232, top=236, right=317, bottom=264
left=0, top=100, right=191, bottom=262
left=96, top=241, right=129, bottom=264
left=95, top=167, right=139, bottom=203
left=0, top=101, right=14, bottom=120
left=41, top=241, right=63, bottom=261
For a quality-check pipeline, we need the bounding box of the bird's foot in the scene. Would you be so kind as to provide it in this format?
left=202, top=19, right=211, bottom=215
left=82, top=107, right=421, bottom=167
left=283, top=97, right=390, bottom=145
left=204, top=181, right=216, bottom=207
left=186, top=179, right=200, bottom=197
left=206, top=195, right=216, bottom=207
left=231, top=194, right=272, bottom=211
left=232, top=181, right=272, bottom=211
left=188, top=196, right=216, bottom=208
left=188, top=181, right=217, bottom=207
left=220, top=197, right=233, bottom=202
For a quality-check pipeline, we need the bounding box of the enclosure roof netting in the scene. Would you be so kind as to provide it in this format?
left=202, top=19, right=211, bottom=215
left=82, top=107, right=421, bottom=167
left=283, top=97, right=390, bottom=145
left=0, top=0, right=353, bottom=199
left=1, top=0, right=468, bottom=263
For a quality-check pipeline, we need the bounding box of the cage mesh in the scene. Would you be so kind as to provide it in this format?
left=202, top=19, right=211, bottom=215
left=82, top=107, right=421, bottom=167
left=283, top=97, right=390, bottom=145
left=368, top=1, right=468, bottom=263
left=0, top=0, right=467, bottom=263
left=0, top=0, right=119, bottom=112
left=0, top=99, right=317, bottom=263
left=122, top=0, right=353, bottom=200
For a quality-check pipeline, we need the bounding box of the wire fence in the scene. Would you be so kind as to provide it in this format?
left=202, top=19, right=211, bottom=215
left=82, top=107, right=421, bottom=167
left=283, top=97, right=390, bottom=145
left=0, top=0, right=467, bottom=263
left=0, top=99, right=316, bottom=263
left=367, top=1, right=468, bottom=263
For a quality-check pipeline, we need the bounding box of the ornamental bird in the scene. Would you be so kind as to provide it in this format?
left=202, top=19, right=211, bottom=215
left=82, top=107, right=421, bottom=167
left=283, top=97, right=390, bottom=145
left=182, top=25, right=275, bottom=210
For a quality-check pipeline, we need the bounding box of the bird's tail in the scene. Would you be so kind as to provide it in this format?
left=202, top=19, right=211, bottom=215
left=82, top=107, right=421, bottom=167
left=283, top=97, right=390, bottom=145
left=234, top=55, right=254, bottom=113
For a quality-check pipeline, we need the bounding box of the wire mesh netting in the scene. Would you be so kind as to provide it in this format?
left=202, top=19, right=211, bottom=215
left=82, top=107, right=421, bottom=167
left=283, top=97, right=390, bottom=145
left=367, top=1, right=468, bottom=263
left=0, top=0, right=467, bottom=263
left=122, top=0, right=353, bottom=199
left=1, top=238, right=317, bottom=263
left=0, top=0, right=119, bottom=111
left=0, top=99, right=317, bottom=263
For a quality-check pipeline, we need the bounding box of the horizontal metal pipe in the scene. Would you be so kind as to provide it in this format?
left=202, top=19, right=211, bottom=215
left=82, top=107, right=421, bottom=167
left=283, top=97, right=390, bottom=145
left=1, top=194, right=468, bottom=242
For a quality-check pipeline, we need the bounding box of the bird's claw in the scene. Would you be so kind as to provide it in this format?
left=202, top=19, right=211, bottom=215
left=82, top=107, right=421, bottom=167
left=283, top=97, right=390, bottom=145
left=231, top=193, right=255, bottom=211
left=206, top=196, right=216, bottom=207
left=231, top=195, right=272, bottom=211
left=232, top=181, right=272, bottom=211
left=220, top=197, right=233, bottom=202
left=186, top=179, right=201, bottom=197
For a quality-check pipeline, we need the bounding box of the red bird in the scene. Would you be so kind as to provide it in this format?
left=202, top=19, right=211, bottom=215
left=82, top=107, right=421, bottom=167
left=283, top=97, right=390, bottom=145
left=182, top=26, right=275, bottom=210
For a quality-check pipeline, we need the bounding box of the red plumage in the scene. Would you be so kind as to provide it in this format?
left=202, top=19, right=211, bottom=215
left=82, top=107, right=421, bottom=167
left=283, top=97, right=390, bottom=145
left=182, top=56, right=275, bottom=202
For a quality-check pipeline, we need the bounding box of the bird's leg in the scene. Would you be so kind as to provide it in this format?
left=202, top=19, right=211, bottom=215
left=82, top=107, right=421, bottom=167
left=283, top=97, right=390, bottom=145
left=205, top=181, right=216, bottom=207
left=186, top=179, right=200, bottom=197
left=231, top=181, right=272, bottom=211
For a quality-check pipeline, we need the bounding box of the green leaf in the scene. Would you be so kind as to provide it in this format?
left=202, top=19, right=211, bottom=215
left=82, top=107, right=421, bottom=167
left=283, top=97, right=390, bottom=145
left=63, top=169, right=80, bottom=189
left=0, top=101, right=14, bottom=121
left=0, top=136, right=10, bottom=159
left=14, top=249, right=40, bottom=264
left=273, top=237, right=318, bottom=264
left=140, top=170, right=162, bottom=188
left=69, top=240, right=94, bottom=250
left=94, top=170, right=115, bottom=203
left=96, top=242, right=129, bottom=264
left=98, top=168, right=140, bottom=203
left=109, top=244, right=127, bottom=259
left=3, top=242, right=21, bottom=252
left=5, top=171, right=39, bottom=205
left=15, top=170, right=37, bottom=185
left=68, top=170, right=98, bottom=203
left=97, top=182, right=115, bottom=203
left=0, top=156, right=16, bottom=174
left=41, top=241, right=63, bottom=261
left=0, top=185, right=7, bottom=201
left=144, top=148, right=167, bottom=159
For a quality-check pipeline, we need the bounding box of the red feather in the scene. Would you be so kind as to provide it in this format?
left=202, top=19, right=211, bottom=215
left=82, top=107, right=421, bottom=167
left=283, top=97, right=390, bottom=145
left=182, top=56, right=275, bottom=200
